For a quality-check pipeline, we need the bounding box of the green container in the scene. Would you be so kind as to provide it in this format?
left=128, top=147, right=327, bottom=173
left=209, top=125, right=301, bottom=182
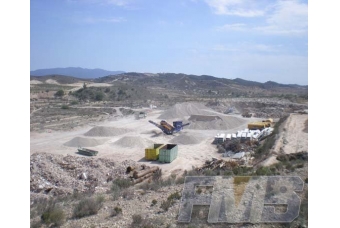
left=145, top=144, right=164, bottom=161
left=159, top=144, right=178, bottom=163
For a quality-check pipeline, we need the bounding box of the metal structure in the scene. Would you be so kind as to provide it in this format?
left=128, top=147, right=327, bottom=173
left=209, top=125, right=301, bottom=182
left=148, top=120, right=190, bottom=135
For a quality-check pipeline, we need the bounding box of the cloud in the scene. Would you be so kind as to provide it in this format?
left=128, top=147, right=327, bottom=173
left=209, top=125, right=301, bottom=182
left=204, top=0, right=265, bottom=17
left=212, top=43, right=280, bottom=53
left=84, top=17, right=126, bottom=24
left=216, top=23, right=247, bottom=31
left=252, top=44, right=276, bottom=52
left=213, top=0, right=307, bottom=36
left=254, top=0, right=308, bottom=35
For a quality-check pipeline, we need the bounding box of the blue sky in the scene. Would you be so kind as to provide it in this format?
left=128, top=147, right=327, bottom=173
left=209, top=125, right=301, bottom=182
left=30, top=0, right=308, bottom=85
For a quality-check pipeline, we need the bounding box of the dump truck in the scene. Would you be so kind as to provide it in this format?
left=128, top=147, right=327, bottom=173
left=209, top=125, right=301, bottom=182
left=149, top=120, right=190, bottom=135
left=77, top=147, right=98, bottom=156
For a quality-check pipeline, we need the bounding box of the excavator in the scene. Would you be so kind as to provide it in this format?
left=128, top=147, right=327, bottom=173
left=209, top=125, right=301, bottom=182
left=148, top=120, right=190, bottom=135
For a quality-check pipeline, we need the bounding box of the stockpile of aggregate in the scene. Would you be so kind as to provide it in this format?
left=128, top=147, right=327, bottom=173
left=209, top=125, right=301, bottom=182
left=170, top=133, right=204, bottom=145
left=113, top=136, right=155, bottom=148
left=158, top=102, right=215, bottom=120
left=64, top=137, right=108, bottom=147
left=84, top=126, right=130, bottom=137
left=187, top=115, right=246, bottom=130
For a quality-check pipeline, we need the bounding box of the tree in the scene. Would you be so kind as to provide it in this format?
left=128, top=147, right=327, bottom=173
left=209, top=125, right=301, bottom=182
left=55, top=90, right=65, bottom=97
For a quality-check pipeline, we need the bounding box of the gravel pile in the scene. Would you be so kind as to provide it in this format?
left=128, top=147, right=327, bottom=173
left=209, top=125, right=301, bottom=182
left=84, top=126, right=130, bottom=137
left=158, top=102, right=215, bottom=119
left=170, top=133, right=203, bottom=145
left=64, top=137, right=108, bottom=147
left=187, top=115, right=246, bottom=130
left=113, top=136, right=155, bottom=148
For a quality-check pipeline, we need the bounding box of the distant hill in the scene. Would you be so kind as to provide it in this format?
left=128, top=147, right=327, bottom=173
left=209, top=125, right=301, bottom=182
left=30, top=75, right=93, bottom=84
left=94, top=72, right=307, bottom=95
left=95, top=72, right=307, bottom=88
left=30, top=71, right=307, bottom=98
left=30, top=67, right=124, bottom=79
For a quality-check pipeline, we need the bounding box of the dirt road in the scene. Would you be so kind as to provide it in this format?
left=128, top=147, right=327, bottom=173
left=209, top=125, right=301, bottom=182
left=260, top=113, right=308, bottom=166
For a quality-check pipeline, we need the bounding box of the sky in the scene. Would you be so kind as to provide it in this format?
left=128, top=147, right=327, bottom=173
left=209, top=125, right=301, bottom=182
left=30, top=0, right=308, bottom=85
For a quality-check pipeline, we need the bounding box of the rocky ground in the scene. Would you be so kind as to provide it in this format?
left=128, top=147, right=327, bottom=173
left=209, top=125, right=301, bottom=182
left=30, top=97, right=308, bottom=228
left=30, top=153, right=308, bottom=228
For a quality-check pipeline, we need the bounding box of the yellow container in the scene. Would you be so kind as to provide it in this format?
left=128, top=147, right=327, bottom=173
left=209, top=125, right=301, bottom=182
left=145, top=144, right=164, bottom=161
left=248, top=122, right=270, bottom=130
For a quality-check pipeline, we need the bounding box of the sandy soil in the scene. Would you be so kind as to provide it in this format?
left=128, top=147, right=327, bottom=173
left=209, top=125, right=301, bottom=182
left=260, top=113, right=308, bottom=166
left=30, top=107, right=256, bottom=176
left=45, top=79, right=60, bottom=84
left=67, top=82, right=113, bottom=91
left=30, top=80, right=43, bottom=85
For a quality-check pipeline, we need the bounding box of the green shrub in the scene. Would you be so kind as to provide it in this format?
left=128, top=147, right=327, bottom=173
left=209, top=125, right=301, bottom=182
left=55, top=90, right=65, bottom=97
left=285, top=163, right=293, bottom=170
left=255, top=167, right=272, bottom=176
left=203, top=169, right=218, bottom=176
left=175, top=177, right=185, bottom=184
left=167, top=191, right=181, bottom=201
left=112, top=178, right=132, bottom=189
left=111, top=206, right=122, bottom=217
left=160, top=199, right=173, bottom=211
left=111, top=179, right=132, bottom=200
left=151, top=199, right=157, bottom=206
left=296, top=163, right=304, bottom=169
left=160, top=192, right=181, bottom=211
left=132, top=214, right=143, bottom=226
left=61, top=104, right=69, bottom=109
left=73, top=196, right=104, bottom=218
left=41, top=204, right=65, bottom=227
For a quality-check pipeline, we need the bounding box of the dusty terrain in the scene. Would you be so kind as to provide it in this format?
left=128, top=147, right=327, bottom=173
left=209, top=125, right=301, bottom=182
left=30, top=77, right=308, bottom=227
left=31, top=103, right=258, bottom=176
left=260, top=113, right=308, bottom=166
